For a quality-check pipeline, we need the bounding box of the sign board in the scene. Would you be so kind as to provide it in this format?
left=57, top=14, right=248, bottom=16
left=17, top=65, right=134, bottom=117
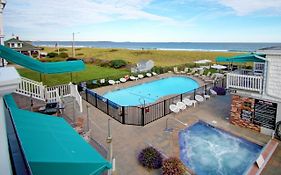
left=254, top=99, right=277, bottom=130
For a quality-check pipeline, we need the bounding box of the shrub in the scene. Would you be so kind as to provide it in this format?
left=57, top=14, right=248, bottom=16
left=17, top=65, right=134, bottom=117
left=59, top=52, right=69, bottom=58
left=110, top=59, right=127, bottom=69
left=76, top=53, right=84, bottom=56
left=212, top=86, right=226, bottom=95
left=55, top=48, right=67, bottom=52
left=162, top=157, right=187, bottom=175
left=138, top=146, right=163, bottom=169
left=47, top=52, right=58, bottom=58
left=66, top=57, right=77, bottom=61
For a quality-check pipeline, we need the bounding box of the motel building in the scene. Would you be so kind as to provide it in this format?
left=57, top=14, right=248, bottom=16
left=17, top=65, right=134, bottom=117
left=217, top=47, right=281, bottom=137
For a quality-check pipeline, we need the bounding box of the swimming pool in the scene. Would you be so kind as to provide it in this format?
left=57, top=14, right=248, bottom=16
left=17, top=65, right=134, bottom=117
left=103, top=76, right=199, bottom=106
left=179, top=121, right=262, bottom=175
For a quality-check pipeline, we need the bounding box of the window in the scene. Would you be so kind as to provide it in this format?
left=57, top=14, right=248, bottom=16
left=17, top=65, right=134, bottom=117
left=10, top=43, right=15, bottom=48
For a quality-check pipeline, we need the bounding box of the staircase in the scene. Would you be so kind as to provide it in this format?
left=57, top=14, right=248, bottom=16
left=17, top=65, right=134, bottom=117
left=15, top=76, right=83, bottom=112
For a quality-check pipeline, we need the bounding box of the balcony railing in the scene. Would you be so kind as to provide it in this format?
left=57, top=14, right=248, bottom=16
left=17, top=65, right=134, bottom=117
left=227, top=72, right=263, bottom=93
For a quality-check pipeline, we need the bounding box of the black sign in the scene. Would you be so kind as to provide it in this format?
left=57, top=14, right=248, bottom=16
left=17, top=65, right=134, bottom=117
left=254, top=99, right=277, bottom=130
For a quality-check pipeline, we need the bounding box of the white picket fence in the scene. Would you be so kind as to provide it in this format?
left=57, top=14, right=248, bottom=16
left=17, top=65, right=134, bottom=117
left=15, top=77, right=83, bottom=112
left=227, top=73, right=263, bottom=93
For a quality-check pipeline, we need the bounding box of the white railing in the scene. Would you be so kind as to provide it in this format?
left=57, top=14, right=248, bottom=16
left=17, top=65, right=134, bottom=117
left=227, top=73, right=263, bottom=93
left=16, top=77, right=45, bottom=100
left=15, top=77, right=83, bottom=112
left=69, top=83, right=83, bottom=112
left=46, top=84, right=70, bottom=97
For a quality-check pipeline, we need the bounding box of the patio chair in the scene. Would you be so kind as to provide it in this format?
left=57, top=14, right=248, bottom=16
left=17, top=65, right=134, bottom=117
left=108, top=80, right=115, bottom=85
left=187, top=69, right=196, bottom=76
left=169, top=104, right=180, bottom=113
left=210, top=89, right=217, bottom=96
left=195, top=95, right=204, bottom=103
left=130, top=76, right=137, bottom=81
left=182, top=97, right=197, bottom=107
left=138, top=74, right=144, bottom=79
left=120, top=78, right=127, bottom=83
left=146, top=73, right=152, bottom=77
left=173, top=67, right=180, bottom=74
left=152, top=72, right=158, bottom=76
left=176, top=101, right=186, bottom=110
left=184, top=67, right=189, bottom=73
left=204, top=94, right=211, bottom=100
left=100, top=79, right=105, bottom=84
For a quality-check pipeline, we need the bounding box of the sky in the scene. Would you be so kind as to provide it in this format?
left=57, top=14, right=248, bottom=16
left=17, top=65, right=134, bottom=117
left=4, top=0, right=281, bottom=42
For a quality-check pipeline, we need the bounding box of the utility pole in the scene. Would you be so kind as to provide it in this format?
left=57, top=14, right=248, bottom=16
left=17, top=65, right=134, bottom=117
left=72, top=32, right=79, bottom=58
left=106, top=119, right=113, bottom=175
left=0, top=0, right=6, bottom=67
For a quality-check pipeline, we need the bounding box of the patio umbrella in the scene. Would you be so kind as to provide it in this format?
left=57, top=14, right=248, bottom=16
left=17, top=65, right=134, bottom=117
left=194, top=59, right=212, bottom=64
left=211, top=64, right=227, bottom=70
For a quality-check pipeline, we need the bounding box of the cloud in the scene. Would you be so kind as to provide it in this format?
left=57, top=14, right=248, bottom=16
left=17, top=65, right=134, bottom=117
left=4, top=0, right=174, bottom=30
left=217, top=0, right=281, bottom=16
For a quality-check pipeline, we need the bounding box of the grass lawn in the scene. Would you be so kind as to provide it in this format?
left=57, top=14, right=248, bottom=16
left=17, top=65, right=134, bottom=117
left=42, top=47, right=242, bottom=66
left=17, top=64, right=130, bottom=86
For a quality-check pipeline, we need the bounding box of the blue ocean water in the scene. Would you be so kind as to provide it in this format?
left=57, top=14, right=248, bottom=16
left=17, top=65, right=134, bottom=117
left=103, top=76, right=199, bottom=106
left=33, top=41, right=281, bottom=52
left=179, top=122, right=262, bottom=175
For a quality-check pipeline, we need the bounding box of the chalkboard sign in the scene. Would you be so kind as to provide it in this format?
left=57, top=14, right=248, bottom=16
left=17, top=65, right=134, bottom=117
left=241, top=110, right=252, bottom=121
left=254, top=99, right=277, bottom=130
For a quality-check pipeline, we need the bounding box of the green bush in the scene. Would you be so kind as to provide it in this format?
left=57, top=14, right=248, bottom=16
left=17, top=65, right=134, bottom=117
left=59, top=52, right=69, bottom=58
left=47, top=52, right=58, bottom=58
left=110, top=59, right=127, bottom=69
left=76, top=53, right=84, bottom=56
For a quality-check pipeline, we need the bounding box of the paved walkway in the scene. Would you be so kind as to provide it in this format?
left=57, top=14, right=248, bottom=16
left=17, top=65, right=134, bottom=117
left=80, top=94, right=281, bottom=175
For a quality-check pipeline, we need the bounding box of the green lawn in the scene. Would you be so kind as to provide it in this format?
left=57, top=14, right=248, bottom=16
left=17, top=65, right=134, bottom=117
left=17, top=64, right=130, bottom=86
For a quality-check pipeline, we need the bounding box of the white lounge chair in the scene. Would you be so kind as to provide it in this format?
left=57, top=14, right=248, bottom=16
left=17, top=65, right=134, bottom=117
left=130, top=76, right=137, bottom=81
left=138, top=74, right=144, bottom=79
left=120, top=78, right=127, bottom=83
left=195, top=95, right=204, bottom=103
left=183, top=98, right=197, bottom=107
left=100, top=79, right=105, bottom=84
left=152, top=72, right=158, bottom=76
left=210, top=89, right=217, bottom=96
left=176, top=102, right=186, bottom=110
left=204, top=94, right=210, bottom=100
left=108, top=80, right=115, bottom=85
left=173, top=67, right=180, bottom=74
left=146, top=73, right=152, bottom=77
left=187, top=69, right=197, bottom=76
left=169, top=104, right=180, bottom=113
left=184, top=67, right=189, bottom=73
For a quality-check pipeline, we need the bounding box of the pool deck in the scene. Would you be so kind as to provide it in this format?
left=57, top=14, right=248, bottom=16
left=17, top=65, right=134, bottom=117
left=80, top=93, right=281, bottom=175
left=94, top=72, right=205, bottom=95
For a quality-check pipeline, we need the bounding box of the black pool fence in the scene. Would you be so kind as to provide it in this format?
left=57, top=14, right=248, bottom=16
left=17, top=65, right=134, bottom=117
left=79, top=78, right=225, bottom=126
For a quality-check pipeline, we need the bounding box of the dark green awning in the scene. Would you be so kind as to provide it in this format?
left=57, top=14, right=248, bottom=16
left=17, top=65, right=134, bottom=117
left=216, top=53, right=266, bottom=63
left=0, top=45, right=85, bottom=74
left=4, top=95, right=111, bottom=175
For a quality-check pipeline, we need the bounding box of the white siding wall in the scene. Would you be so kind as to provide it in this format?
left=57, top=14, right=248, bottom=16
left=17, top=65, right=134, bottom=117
left=265, top=54, right=281, bottom=100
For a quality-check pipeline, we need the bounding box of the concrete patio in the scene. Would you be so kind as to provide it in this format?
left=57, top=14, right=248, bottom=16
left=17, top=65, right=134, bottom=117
left=80, top=94, right=281, bottom=175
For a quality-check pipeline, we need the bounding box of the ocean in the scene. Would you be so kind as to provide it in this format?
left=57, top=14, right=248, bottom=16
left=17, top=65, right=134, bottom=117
left=32, top=41, right=281, bottom=52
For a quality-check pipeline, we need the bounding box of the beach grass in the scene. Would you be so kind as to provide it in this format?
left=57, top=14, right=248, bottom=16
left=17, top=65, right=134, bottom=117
left=42, top=47, right=242, bottom=66
left=17, top=64, right=130, bottom=86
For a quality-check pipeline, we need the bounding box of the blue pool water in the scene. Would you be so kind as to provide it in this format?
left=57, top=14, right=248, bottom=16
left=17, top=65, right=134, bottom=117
left=179, top=121, right=262, bottom=175
left=103, top=76, right=199, bottom=106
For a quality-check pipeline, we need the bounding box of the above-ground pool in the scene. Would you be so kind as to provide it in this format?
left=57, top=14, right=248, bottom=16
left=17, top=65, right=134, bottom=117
left=179, top=121, right=262, bottom=175
left=103, top=76, right=199, bottom=106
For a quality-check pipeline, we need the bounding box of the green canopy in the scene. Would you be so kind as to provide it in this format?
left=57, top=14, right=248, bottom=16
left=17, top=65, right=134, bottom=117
left=216, top=53, right=266, bottom=63
left=0, top=45, right=85, bottom=74
left=4, top=95, right=111, bottom=175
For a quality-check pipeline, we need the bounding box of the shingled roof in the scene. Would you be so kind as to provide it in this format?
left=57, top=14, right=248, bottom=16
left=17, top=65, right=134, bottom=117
left=4, top=37, right=42, bottom=51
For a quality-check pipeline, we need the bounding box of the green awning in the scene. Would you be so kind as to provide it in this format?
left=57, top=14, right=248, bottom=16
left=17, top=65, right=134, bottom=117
left=216, top=53, right=266, bottom=63
left=4, top=95, right=111, bottom=175
left=0, top=45, right=85, bottom=74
